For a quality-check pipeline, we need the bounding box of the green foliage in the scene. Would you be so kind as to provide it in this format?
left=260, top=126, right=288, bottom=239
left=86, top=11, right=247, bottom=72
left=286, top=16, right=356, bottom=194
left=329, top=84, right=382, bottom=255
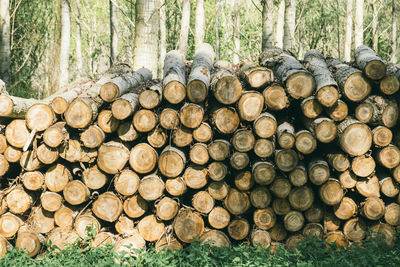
left=1, top=233, right=399, bottom=267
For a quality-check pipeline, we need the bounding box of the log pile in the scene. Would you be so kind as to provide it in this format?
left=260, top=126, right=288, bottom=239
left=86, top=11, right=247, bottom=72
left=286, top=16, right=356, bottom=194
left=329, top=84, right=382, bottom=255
left=0, top=44, right=399, bottom=257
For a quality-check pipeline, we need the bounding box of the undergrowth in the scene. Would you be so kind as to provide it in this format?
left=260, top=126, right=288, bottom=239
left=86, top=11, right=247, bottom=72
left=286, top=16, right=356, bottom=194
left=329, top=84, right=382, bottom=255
left=0, top=232, right=399, bottom=267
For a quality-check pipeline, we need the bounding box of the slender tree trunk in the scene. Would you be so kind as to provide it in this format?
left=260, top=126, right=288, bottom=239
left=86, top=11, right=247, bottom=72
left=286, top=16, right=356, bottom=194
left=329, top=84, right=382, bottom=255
left=110, top=0, right=119, bottom=65
left=344, top=0, right=353, bottom=62
left=371, top=1, right=379, bottom=52
left=391, top=0, right=397, bottom=63
left=215, top=0, right=220, bottom=60
left=75, top=2, right=83, bottom=75
left=233, top=0, right=240, bottom=64
left=159, top=0, right=166, bottom=78
left=283, top=0, right=296, bottom=51
left=0, top=0, right=10, bottom=87
left=178, top=0, right=191, bottom=57
left=262, top=0, right=274, bottom=50
left=354, top=0, right=364, bottom=48
left=133, top=0, right=160, bottom=77
left=59, top=0, right=71, bottom=89
left=195, top=0, right=205, bottom=48
left=276, top=0, right=285, bottom=48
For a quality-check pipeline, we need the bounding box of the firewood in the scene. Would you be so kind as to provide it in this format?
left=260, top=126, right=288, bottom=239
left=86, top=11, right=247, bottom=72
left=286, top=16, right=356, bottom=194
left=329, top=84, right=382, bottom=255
left=208, top=207, right=230, bottom=229
left=356, top=175, right=380, bottom=197
left=165, top=177, right=187, bottom=196
left=319, top=179, right=344, bottom=205
left=208, top=181, right=229, bottom=200
left=26, top=104, right=55, bottom=132
left=305, top=117, right=337, bottom=144
left=295, top=130, right=316, bottom=154
left=138, top=174, right=164, bottom=201
left=6, top=187, right=32, bottom=214
left=22, top=171, right=44, bottom=191
left=189, top=143, right=209, bottom=165
left=288, top=186, right=314, bottom=211
left=0, top=154, right=9, bottom=176
left=288, top=164, right=307, bottom=187
left=343, top=218, right=367, bottom=242
left=333, top=197, right=357, bottom=220
left=5, top=119, right=30, bottom=148
left=74, top=213, right=100, bottom=238
left=263, top=84, right=289, bottom=111
left=251, top=228, right=272, bottom=248
left=158, top=146, right=186, bottom=178
left=82, top=165, right=108, bottom=190
left=200, top=229, right=231, bottom=247
left=380, top=66, right=400, bottom=95
left=123, top=194, right=148, bottom=219
left=139, top=83, right=162, bottom=109
left=339, top=170, right=357, bottom=189
left=193, top=122, right=212, bottom=143
left=326, top=100, right=348, bottom=121
left=36, top=143, right=59, bottom=165
left=43, top=122, right=68, bottom=148
left=133, top=109, right=157, bottom=133
left=376, top=144, right=400, bottom=168
left=192, top=191, right=214, bottom=214
left=305, top=204, right=324, bottom=223
left=41, top=192, right=63, bottom=212
left=240, top=61, right=273, bottom=89
left=230, top=151, right=249, bottom=170
left=326, top=151, right=350, bottom=172
left=380, top=176, right=399, bottom=198
left=301, top=96, right=323, bottom=119
left=237, top=91, right=264, bottom=122
left=4, top=146, right=21, bottom=163
left=272, top=198, right=291, bottom=216
left=234, top=171, right=254, bottom=191
left=115, top=215, right=135, bottom=235
left=372, top=126, right=392, bottom=147
left=384, top=203, right=400, bottom=226
left=212, top=107, right=240, bottom=134
left=211, top=69, right=242, bottom=105
left=253, top=113, right=277, bottom=139
left=337, top=117, right=372, bottom=156
left=208, top=139, right=230, bottom=161
left=129, top=143, right=157, bottom=174
left=163, top=50, right=186, bottom=104
left=114, top=229, right=145, bottom=253
left=155, top=235, right=183, bottom=251
left=269, top=223, right=287, bottom=242
left=355, top=45, right=386, bottom=80
left=137, top=215, right=165, bottom=242
left=270, top=178, right=291, bottom=198
left=207, top=162, right=228, bottom=181
left=172, top=126, right=193, bottom=147
left=351, top=154, right=375, bottom=177
left=275, top=149, right=298, bottom=172
left=325, top=231, right=349, bottom=247
left=224, top=188, right=250, bottom=215
left=117, top=122, right=139, bottom=142
left=0, top=213, right=22, bottom=238
left=370, top=223, right=396, bottom=247
left=361, top=197, right=385, bottom=220
left=180, top=103, right=204, bottom=129
left=173, top=209, right=204, bottom=243
left=284, top=211, right=305, bottom=232
left=227, top=219, right=250, bottom=240
left=54, top=206, right=76, bottom=227
left=30, top=207, right=55, bottom=234
left=155, top=197, right=178, bottom=221
left=97, top=141, right=129, bottom=174
left=15, top=228, right=42, bottom=257
left=253, top=138, right=275, bottom=158
left=63, top=180, right=90, bottom=205
left=147, top=126, right=167, bottom=148
left=44, top=164, right=72, bottom=192
left=250, top=187, right=272, bottom=209
left=159, top=108, right=180, bottom=130
left=308, top=158, right=330, bottom=185
left=183, top=165, right=208, bottom=189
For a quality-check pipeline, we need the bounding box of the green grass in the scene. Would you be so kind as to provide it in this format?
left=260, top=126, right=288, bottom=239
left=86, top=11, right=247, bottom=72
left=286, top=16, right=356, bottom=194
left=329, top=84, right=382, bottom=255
left=0, top=233, right=399, bottom=267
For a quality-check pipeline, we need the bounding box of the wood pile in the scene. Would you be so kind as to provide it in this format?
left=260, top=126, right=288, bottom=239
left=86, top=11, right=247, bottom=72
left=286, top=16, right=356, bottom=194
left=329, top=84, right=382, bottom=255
left=0, top=44, right=399, bottom=257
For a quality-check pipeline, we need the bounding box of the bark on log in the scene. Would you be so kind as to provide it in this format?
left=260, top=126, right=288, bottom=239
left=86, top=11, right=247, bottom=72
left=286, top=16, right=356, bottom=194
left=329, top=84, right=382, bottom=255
left=355, top=45, right=386, bottom=80
left=111, top=92, right=140, bottom=120
left=301, top=96, right=323, bottom=119
left=163, top=50, right=186, bottom=104
left=240, top=61, right=274, bottom=88
left=139, top=82, right=162, bottom=109
left=380, top=66, right=400, bottom=95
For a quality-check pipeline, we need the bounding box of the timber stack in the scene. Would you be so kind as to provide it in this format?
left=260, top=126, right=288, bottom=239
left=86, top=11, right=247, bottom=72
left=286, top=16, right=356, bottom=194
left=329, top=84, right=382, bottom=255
left=0, top=44, right=399, bottom=257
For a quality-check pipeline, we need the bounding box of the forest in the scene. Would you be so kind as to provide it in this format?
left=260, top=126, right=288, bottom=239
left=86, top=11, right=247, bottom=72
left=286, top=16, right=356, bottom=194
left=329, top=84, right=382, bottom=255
left=0, top=0, right=398, bottom=98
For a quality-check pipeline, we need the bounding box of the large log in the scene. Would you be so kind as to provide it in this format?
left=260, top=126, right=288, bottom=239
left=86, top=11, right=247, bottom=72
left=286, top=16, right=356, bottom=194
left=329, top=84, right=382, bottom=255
left=211, top=69, right=242, bottom=105
left=355, top=45, right=386, bottom=80
left=163, top=50, right=186, bottom=104
left=337, top=117, right=372, bottom=156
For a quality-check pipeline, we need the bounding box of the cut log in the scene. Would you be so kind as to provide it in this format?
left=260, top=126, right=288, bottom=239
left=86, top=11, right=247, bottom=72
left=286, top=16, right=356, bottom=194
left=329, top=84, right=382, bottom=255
left=208, top=140, right=230, bottom=161
left=305, top=117, right=337, bottom=144
left=74, top=213, right=100, bottom=239
left=254, top=138, right=275, bottom=158
left=208, top=207, right=230, bottom=229
left=30, top=207, right=55, bottom=234
left=15, top=229, right=42, bottom=257
left=212, top=107, right=240, bottom=134
left=180, top=103, right=204, bottom=129
left=284, top=211, right=305, bottom=232
left=305, top=204, right=324, bottom=223
left=64, top=98, right=99, bottom=129
left=0, top=213, right=22, bottom=238
left=123, top=194, right=148, bottom=219
left=172, top=126, right=193, bottom=147
left=227, top=219, right=250, bottom=240
left=237, top=91, right=264, bottom=121
left=380, top=66, right=400, bottom=95
left=370, top=223, right=396, bottom=247
left=45, top=164, right=72, bottom=192
left=251, top=228, right=272, bottom=248
left=41, top=192, right=63, bottom=212
left=208, top=162, right=228, bottom=181
left=158, top=146, right=186, bottom=178
left=355, top=45, right=386, bottom=80
left=343, top=218, right=367, bottom=242
left=356, top=175, right=380, bottom=197
left=200, top=230, right=231, bottom=247
left=117, top=122, right=139, bottom=142
left=232, top=129, right=255, bottom=153
left=156, top=197, right=179, bottom=221
left=384, top=203, right=400, bottom=226
left=326, top=100, right=348, bottom=121
left=159, top=108, right=180, bottom=130
left=115, top=215, right=135, bottom=235
left=270, top=178, right=291, bottom=198
left=138, top=174, right=164, bottom=201
left=277, top=122, right=295, bottom=149
left=288, top=164, right=308, bottom=186
left=129, top=143, right=157, bottom=174
left=26, top=104, right=55, bottom=131
left=250, top=187, right=272, bottom=209
left=49, top=82, right=93, bottom=115
left=43, top=122, right=68, bottom=148
left=92, top=192, right=123, bottom=222
left=224, top=188, right=250, bottom=215
left=133, top=109, right=157, bottom=133
left=308, top=158, right=330, bottom=185
left=114, top=229, right=145, bottom=254
left=193, top=122, right=212, bottom=143
left=304, top=49, right=339, bottom=107
left=6, top=187, right=32, bottom=214
left=263, top=84, right=289, bottom=111
left=183, top=165, right=208, bottom=189
left=362, top=95, right=398, bottom=127
left=269, top=223, right=287, bottom=242
left=54, top=206, right=76, bottom=227
left=295, top=130, right=316, bottom=155
left=165, top=177, right=187, bottom=196
left=240, top=61, right=273, bottom=88
left=380, top=176, right=399, bottom=198
left=339, top=170, right=357, bottom=189
left=272, top=198, right=291, bottom=215
left=111, top=92, right=139, bottom=120
left=376, top=144, right=400, bottom=168
left=114, top=169, right=139, bottom=196
left=288, top=185, right=314, bottom=211
left=174, top=209, right=205, bottom=243
left=97, top=141, right=129, bottom=174
left=234, top=171, right=254, bottom=191
left=230, top=152, right=249, bottom=170
left=211, top=69, right=242, bottom=104
left=300, top=96, right=322, bottom=119
left=37, top=143, right=59, bottom=165
left=325, top=231, right=349, bottom=248
left=275, top=149, right=298, bottom=172
left=81, top=165, right=108, bottom=190
left=319, top=179, right=344, bottom=206
left=59, top=139, right=97, bottom=163
left=302, top=223, right=324, bottom=239
left=5, top=119, right=30, bottom=148
left=337, top=117, right=372, bottom=156
left=96, top=110, right=119, bottom=134
left=22, top=171, right=44, bottom=191
left=351, top=154, right=375, bottom=177
left=326, top=151, right=350, bottom=172
left=163, top=50, right=186, bottom=104
left=139, top=82, right=162, bottom=109
left=137, top=214, right=165, bottom=242
left=91, top=232, right=117, bottom=247
left=208, top=181, right=229, bottom=200
left=20, top=150, right=41, bottom=171
left=0, top=95, right=46, bottom=118
left=285, top=234, right=305, bottom=251
left=63, top=180, right=90, bottom=205
left=0, top=134, right=6, bottom=154
left=187, top=43, right=214, bottom=103
left=155, top=235, right=183, bottom=251
left=361, top=197, right=385, bottom=220
left=0, top=154, right=9, bottom=176
left=100, top=67, right=152, bottom=102
left=192, top=191, right=214, bottom=214
left=4, top=146, right=21, bottom=163
left=333, top=197, right=357, bottom=220
left=372, top=126, right=392, bottom=147
left=253, top=113, right=277, bottom=139
left=147, top=126, right=167, bottom=148
left=189, top=143, right=209, bottom=165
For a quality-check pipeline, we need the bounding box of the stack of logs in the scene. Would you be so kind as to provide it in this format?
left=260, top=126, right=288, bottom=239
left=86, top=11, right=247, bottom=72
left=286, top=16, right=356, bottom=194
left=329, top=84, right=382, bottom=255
left=0, top=43, right=399, bottom=257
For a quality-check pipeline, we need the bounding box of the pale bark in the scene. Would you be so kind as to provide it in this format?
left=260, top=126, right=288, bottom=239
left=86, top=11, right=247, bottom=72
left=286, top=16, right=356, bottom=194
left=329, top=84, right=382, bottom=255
left=344, top=0, right=353, bottom=62
left=159, top=0, right=166, bottom=78
left=233, top=0, right=240, bottom=64
left=178, top=0, right=191, bottom=57
left=0, top=0, right=10, bottom=86
left=215, top=0, right=220, bottom=60
left=133, top=0, right=159, bottom=77
left=354, top=0, right=364, bottom=48
left=283, top=0, right=296, bottom=51
left=110, top=0, right=119, bottom=64
left=276, top=0, right=285, bottom=48
left=262, top=0, right=274, bottom=50
left=195, top=0, right=205, bottom=48
left=74, top=2, right=83, bottom=74
left=60, top=0, right=71, bottom=88
left=391, top=0, right=397, bottom=63
left=371, top=1, right=379, bottom=52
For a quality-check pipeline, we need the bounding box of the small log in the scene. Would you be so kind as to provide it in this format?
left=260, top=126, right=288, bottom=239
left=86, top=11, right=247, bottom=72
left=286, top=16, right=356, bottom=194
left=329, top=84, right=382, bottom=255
left=263, top=84, right=289, bottom=111
left=237, top=91, right=264, bottom=122
left=208, top=207, right=230, bottom=229
left=129, top=143, right=157, bottom=174
left=0, top=134, right=6, bottom=154
left=25, top=104, right=55, bottom=131
left=351, top=154, right=375, bottom=177
left=114, top=169, right=139, bottom=196
left=254, top=138, right=275, bottom=158
left=117, top=122, right=139, bottom=142
left=193, top=122, right=212, bottom=143
left=187, top=43, right=214, bottom=103
left=325, top=231, right=349, bottom=248
left=370, top=223, right=396, bottom=247
left=227, top=219, right=250, bottom=240
left=380, top=176, right=399, bottom=198
left=59, top=139, right=97, bottom=163
left=20, top=150, right=41, bottom=171
left=36, top=143, right=59, bottom=165
left=189, top=143, right=209, bottom=165
left=305, top=203, right=324, bottom=223
left=355, top=45, right=386, bottom=80
left=172, top=126, right=193, bottom=147
left=174, top=209, right=205, bottom=243
left=163, top=50, right=186, bottom=104
left=326, top=151, right=350, bottom=172
left=22, top=171, right=44, bottom=191
left=137, top=214, right=165, bottom=242
left=269, top=223, right=287, bottom=241
left=200, top=229, right=231, bottom=247
left=361, top=197, right=385, bottom=220
left=384, top=203, right=400, bottom=226
left=45, top=164, right=72, bottom=192
left=284, top=211, right=305, bottom=232
left=326, top=100, right=348, bottom=121
left=211, top=69, right=242, bottom=104
left=0, top=154, right=9, bottom=176
left=5, top=119, right=30, bottom=148
left=208, top=140, right=230, bottom=161
left=230, top=152, right=249, bottom=170
left=6, top=187, right=32, bottom=214
left=74, top=213, right=100, bottom=239
left=372, top=126, right=392, bottom=147
left=232, top=129, right=255, bottom=152
left=224, top=188, right=250, bottom=215
left=138, top=174, right=165, bottom=201
left=155, top=235, right=183, bottom=251
left=250, top=187, right=272, bottom=209
left=272, top=198, right=291, bottom=216
left=356, top=175, right=380, bottom=197
left=133, top=109, right=157, bottom=133
left=165, top=177, right=187, bottom=196
left=96, top=110, right=119, bottom=134
left=305, top=117, right=337, bottom=144
left=97, top=141, right=129, bottom=174
left=319, top=179, right=344, bottom=205
left=41, top=192, right=63, bottom=212
left=0, top=213, right=22, bottom=238
left=288, top=163, right=308, bottom=186
left=301, top=223, right=323, bottom=240
left=300, top=96, right=322, bottom=119
left=208, top=181, right=229, bottom=200
left=376, top=144, right=400, bottom=168
left=4, top=146, right=22, bottom=163
left=180, top=103, right=204, bottom=129
left=158, top=146, right=186, bottom=178
left=192, top=191, right=214, bottom=214
left=139, top=83, right=162, bottom=109
left=30, top=207, right=55, bottom=234
left=253, top=113, right=277, bottom=139
left=111, top=92, right=139, bottom=120
left=81, top=165, right=107, bottom=190
left=208, top=162, right=228, bottom=181
left=92, top=192, right=123, bottom=222
left=240, top=61, right=273, bottom=88
left=295, top=130, right=316, bottom=154
left=275, top=149, right=298, bottom=172
left=333, top=197, right=357, bottom=220
left=270, top=178, right=291, bottom=198
left=80, top=126, right=105, bottom=149
left=360, top=95, right=398, bottom=127
left=251, top=228, right=272, bottom=248
left=337, top=117, right=372, bottom=156
left=159, top=108, right=180, bottom=130
left=91, top=232, right=117, bottom=247
left=285, top=234, right=305, bottom=251
left=43, top=122, right=68, bottom=148
left=114, top=229, right=145, bottom=254
left=212, top=107, right=240, bottom=134
left=49, top=82, right=93, bottom=115
left=123, top=194, right=148, bottom=219
left=183, top=165, right=208, bottom=189
left=54, top=206, right=76, bottom=227
left=147, top=126, right=167, bottom=148
left=339, top=170, right=357, bottom=189
left=64, top=98, right=99, bottom=129
left=235, top=171, right=254, bottom=191
left=343, top=218, right=367, bottom=242
left=288, top=185, right=314, bottom=211
left=16, top=228, right=42, bottom=257
left=115, top=215, right=135, bottom=235
left=156, top=197, right=179, bottom=221
left=380, top=66, right=400, bottom=95
left=308, top=158, right=330, bottom=185
left=63, top=180, right=90, bottom=205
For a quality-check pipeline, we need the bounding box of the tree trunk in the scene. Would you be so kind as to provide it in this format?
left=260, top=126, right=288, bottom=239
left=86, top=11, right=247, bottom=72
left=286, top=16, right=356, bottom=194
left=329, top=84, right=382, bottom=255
left=0, top=0, right=10, bottom=86
left=344, top=0, right=353, bottom=62
left=233, top=0, right=240, bottom=64
left=133, top=0, right=159, bottom=77
left=74, top=2, right=83, bottom=74
left=354, top=0, right=364, bottom=48
left=195, top=0, right=205, bottom=48
left=110, top=0, right=119, bottom=64
left=276, top=0, right=285, bottom=48
left=391, top=0, right=397, bottom=63
left=262, top=0, right=274, bottom=50
left=283, top=0, right=296, bottom=51
left=59, top=0, right=71, bottom=89
left=371, top=1, right=379, bottom=52
left=215, top=0, right=220, bottom=60
left=178, top=0, right=191, bottom=57
left=159, top=0, right=166, bottom=78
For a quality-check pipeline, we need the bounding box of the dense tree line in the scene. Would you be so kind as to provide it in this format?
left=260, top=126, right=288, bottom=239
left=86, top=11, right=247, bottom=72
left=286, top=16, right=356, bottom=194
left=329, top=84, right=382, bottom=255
left=0, top=0, right=398, bottom=98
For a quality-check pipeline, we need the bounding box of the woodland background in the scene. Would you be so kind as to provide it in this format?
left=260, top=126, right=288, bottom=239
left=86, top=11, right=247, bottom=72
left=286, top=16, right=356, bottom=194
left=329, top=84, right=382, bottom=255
left=0, top=0, right=398, bottom=98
